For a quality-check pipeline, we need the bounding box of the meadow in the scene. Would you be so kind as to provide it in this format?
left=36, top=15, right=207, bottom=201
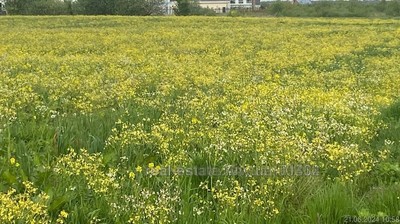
left=0, top=16, right=400, bottom=223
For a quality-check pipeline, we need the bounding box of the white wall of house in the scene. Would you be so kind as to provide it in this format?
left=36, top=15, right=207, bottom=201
left=163, top=0, right=259, bottom=15
left=199, top=1, right=230, bottom=13
left=231, top=0, right=261, bottom=9
left=164, top=0, right=232, bottom=14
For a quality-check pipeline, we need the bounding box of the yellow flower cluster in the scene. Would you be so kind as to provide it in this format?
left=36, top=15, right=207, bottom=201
left=0, top=182, right=50, bottom=223
left=1, top=16, right=399, bottom=222
left=54, top=148, right=120, bottom=194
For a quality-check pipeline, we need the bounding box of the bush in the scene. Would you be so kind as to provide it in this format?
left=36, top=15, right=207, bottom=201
left=5, top=0, right=165, bottom=15
left=5, top=0, right=72, bottom=15
left=262, top=0, right=400, bottom=18
left=29, top=0, right=71, bottom=15
left=174, top=0, right=216, bottom=16
left=267, top=1, right=287, bottom=16
left=228, top=9, right=240, bottom=17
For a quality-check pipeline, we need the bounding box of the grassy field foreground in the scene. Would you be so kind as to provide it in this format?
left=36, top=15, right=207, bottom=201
left=0, top=16, right=400, bottom=223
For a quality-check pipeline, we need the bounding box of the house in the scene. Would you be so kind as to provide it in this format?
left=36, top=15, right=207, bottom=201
left=199, top=0, right=231, bottom=13
left=230, top=0, right=261, bottom=9
left=164, top=0, right=260, bottom=15
left=165, top=0, right=231, bottom=15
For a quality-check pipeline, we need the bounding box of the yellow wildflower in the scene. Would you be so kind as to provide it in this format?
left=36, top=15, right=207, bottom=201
left=129, top=171, right=135, bottom=179
left=60, top=210, right=68, bottom=218
left=10, top=157, right=15, bottom=165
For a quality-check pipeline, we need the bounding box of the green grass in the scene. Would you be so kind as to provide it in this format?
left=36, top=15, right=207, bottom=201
left=1, top=16, right=400, bottom=223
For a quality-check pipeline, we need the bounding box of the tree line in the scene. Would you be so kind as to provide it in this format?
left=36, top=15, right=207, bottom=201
left=3, top=0, right=217, bottom=15
left=4, top=0, right=167, bottom=15
left=261, top=0, right=400, bottom=17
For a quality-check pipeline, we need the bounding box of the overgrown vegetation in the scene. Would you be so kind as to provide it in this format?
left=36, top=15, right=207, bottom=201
left=4, top=0, right=216, bottom=16
left=261, top=0, right=400, bottom=17
left=4, top=0, right=165, bottom=15
left=4, top=0, right=400, bottom=17
left=174, top=0, right=216, bottom=16
left=1, top=16, right=400, bottom=223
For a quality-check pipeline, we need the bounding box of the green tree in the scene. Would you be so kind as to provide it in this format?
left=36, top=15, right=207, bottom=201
left=174, top=0, right=191, bottom=15
left=174, top=0, right=214, bottom=16
left=64, top=0, right=73, bottom=15
left=4, top=0, right=31, bottom=14
left=5, top=0, right=70, bottom=15
left=74, top=0, right=115, bottom=15
left=30, top=0, right=70, bottom=15
left=115, top=0, right=165, bottom=15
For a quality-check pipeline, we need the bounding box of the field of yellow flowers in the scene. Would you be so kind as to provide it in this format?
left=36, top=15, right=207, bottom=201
left=1, top=16, right=400, bottom=223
